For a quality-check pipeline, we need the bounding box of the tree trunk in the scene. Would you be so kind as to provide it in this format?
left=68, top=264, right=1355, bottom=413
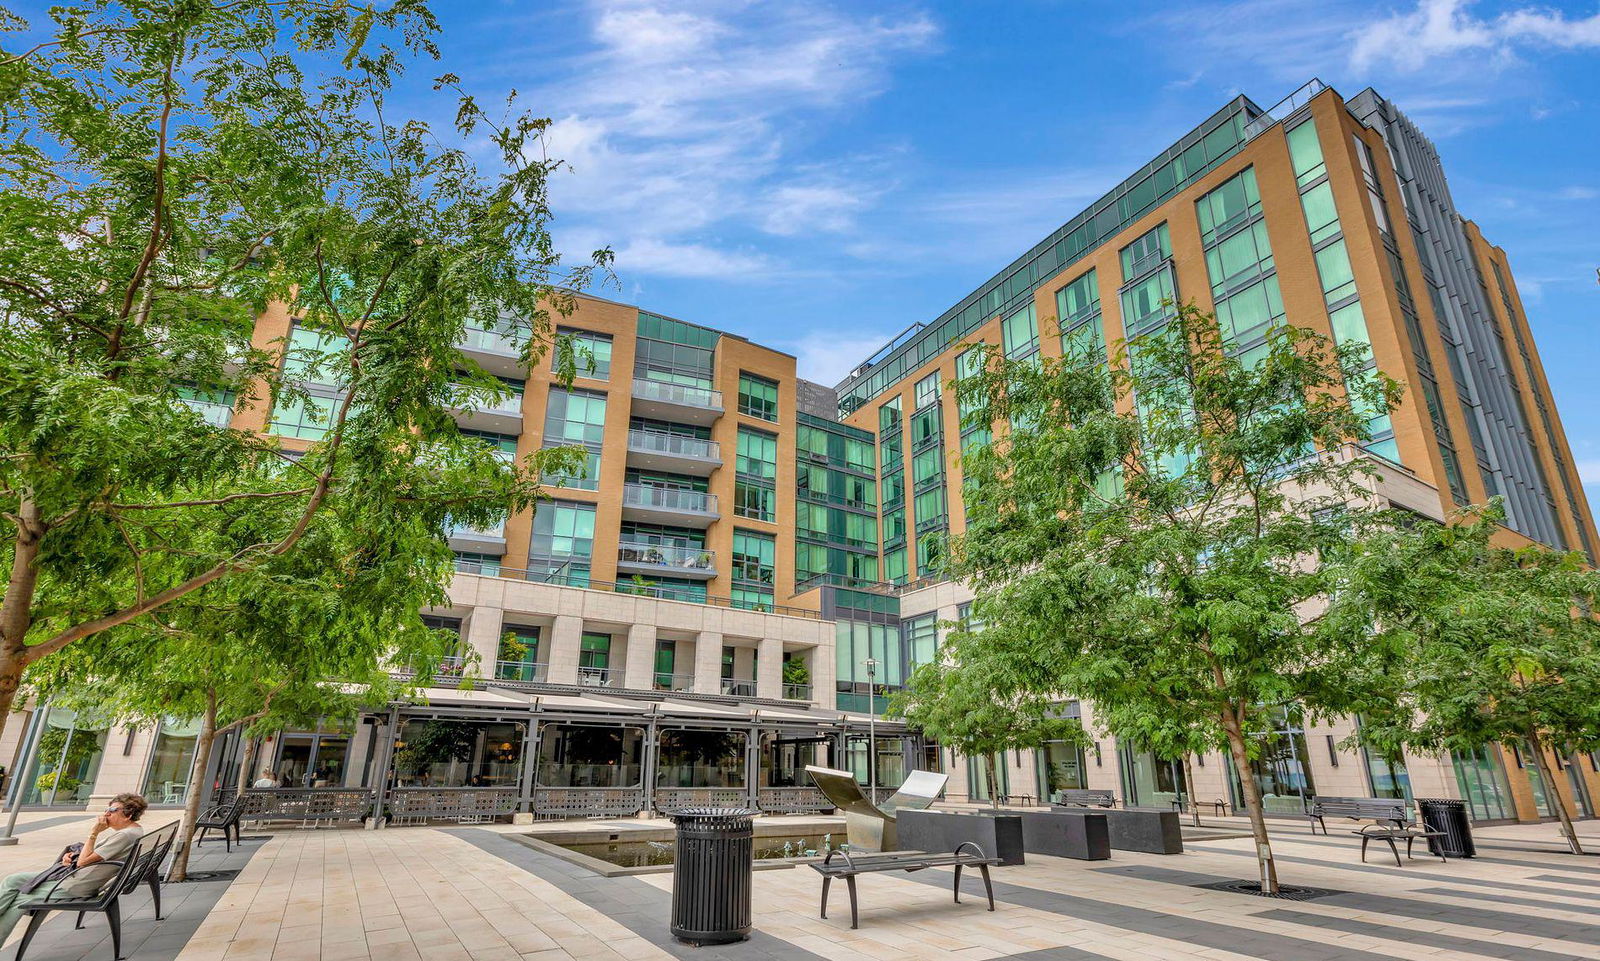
left=1222, top=714, right=1279, bottom=893
left=1183, top=754, right=1201, bottom=827
left=0, top=496, right=46, bottom=753
left=235, top=736, right=258, bottom=795
left=167, top=695, right=218, bottom=882
left=985, top=754, right=1001, bottom=811
left=1527, top=731, right=1584, bottom=856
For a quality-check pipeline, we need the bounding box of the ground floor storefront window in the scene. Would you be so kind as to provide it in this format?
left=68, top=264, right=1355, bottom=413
left=1228, top=707, right=1316, bottom=815
left=535, top=723, right=643, bottom=788
left=1452, top=745, right=1514, bottom=821
left=761, top=734, right=830, bottom=787
left=1362, top=748, right=1410, bottom=800
left=1037, top=740, right=1087, bottom=800
left=1120, top=748, right=1185, bottom=810
left=392, top=719, right=525, bottom=788
left=656, top=730, right=746, bottom=787
left=21, top=709, right=108, bottom=806
left=142, top=717, right=201, bottom=804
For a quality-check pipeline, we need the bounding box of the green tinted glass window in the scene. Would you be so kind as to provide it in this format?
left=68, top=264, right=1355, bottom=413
left=1285, top=120, right=1326, bottom=187
left=556, top=328, right=613, bottom=380
left=736, top=428, right=778, bottom=479
left=1002, top=304, right=1039, bottom=359
left=738, top=373, right=779, bottom=421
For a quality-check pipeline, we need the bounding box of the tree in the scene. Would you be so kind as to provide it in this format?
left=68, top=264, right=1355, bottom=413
left=891, top=629, right=1081, bottom=810
left=24, top=480, right=468, bottom=880
left=0, top=0, right=609, bottom=749
left=946, top=301, right=1403, bottom=891
left=1345, top=503, right=1600, bottom=854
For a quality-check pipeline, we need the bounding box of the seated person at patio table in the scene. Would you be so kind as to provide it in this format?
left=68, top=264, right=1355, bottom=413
left=0, top=793, right=147, bottom=940
left=252, top=769, right=280, bottom=788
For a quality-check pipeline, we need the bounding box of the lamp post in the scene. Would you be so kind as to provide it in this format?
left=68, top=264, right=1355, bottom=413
left=864, top=657, right=879, bottom=802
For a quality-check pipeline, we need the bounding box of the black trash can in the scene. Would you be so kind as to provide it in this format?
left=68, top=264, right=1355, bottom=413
left=669, top=807, right=754, bottom=946
left=1417, top=798, right=1475, bottom=858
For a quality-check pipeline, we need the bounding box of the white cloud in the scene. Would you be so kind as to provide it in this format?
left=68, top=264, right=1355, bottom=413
left=786, top=328, right=908, bottom=386
left=529, top=0, right=937, bottom=281
left=1350, top=0, right=1600, bottom=72
left=1578, top=459, right=1600, bottom=484
left=608, top=237, right=774, bottom=279
left=1559, top=186, right=1599, bottom=201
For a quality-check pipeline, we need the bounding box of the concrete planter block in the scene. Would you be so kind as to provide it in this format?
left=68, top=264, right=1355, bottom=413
left=1051, top=806, right=1183, bottom=854
left=896, top=809, right=1025, bottom=866
left=1017, top=810, right=1110, bottom=860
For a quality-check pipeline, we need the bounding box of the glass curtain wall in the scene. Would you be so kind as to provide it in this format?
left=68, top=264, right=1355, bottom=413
left=1228, top=706, right=1317, bottom=814
left=1120, top=748, right=1186, bottom=809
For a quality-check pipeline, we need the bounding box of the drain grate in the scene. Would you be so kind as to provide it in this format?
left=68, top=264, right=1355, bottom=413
left=173, top=869, right=242, bottom=883
left=1194, top=879, right=1342, bottom=901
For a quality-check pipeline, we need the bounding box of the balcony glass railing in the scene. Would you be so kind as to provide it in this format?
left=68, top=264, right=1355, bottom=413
left=632, top=378, right=722, bottom=409
left=720, top=678, right=757, bottom=697
left=622, top=485, right=718, bottom=514
left=451, top=385, right=524, bottom=416
left=653, top=673, right=696, bottom=693
left=460, top=324, right=527, bottom=356
left=495, top=660, right=548, bottom=682
left=617, top=543, right=716, bottom=573
left=577, top=666, right=615, bottom=687
left=782, top=683, right=813, bottom=701
left=627, top=430, right=720, bottom=460
left=446, top=522, right=506, bottom=541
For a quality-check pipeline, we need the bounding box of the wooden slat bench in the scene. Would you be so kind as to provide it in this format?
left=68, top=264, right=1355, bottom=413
left=809, top=842, right=1001, bottom=930
left=1053, top=789, right=1117, bottom=808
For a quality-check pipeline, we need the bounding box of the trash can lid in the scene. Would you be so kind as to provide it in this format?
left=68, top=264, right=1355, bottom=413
left=668, top=806, right=756, bottom=821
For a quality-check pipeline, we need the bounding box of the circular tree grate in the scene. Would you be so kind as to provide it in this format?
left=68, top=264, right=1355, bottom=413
left=1195, top=879, right=1341, bottom=901
left=172, top=869, right=242, bottom=884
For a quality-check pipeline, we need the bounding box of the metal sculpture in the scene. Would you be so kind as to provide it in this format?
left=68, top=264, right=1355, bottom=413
left=805, top=765, right=949, bottom=852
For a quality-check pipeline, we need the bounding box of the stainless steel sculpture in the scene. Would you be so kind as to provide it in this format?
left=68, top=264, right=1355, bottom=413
left=805, top=765, right=949, bottom=852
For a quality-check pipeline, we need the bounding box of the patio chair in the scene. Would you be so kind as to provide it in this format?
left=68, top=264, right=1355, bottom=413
left=195, top=795, right=246, bottom=852
left=16, top=831, right=151, bottom=961
left=805, top=765, right=949, bottom=852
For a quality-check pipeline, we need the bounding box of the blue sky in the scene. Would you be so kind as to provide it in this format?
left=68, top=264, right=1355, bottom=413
left=15, top=0, right=1598, bottom=500
left=409, top=0, right=1600, bottom=500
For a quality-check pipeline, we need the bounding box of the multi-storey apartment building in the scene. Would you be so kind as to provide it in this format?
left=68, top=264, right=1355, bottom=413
left=3, top=80, right=1595, bottom=827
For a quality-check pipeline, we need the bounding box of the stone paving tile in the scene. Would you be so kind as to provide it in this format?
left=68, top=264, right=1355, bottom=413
left=0, top=810, right=1565, bottom=961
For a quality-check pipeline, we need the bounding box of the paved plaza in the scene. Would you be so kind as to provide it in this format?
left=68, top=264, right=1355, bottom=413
left=0, top=812, right=1595, bottom=961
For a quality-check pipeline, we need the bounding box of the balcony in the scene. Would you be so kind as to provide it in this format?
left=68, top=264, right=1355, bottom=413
left=782, top=682, right=813, bottom=702
left=621, top=484, right=719, bottom=528
left=653, top=672, right=696, bottom=693
left=626, top=429, right=722, bottom=476
left=449, top=384, right=523, bottom=433
left=577, top=665, right=616, bottom=688
left=615, top=543, right=717, bottom=581
left=631, top=378, right=723, bottom=426
left=494, top=660, right=548, bottom=683
left=458, top=322, right=529, bottom=377
left=446, top=521, right=507, bottom=554
left=720, top=678, right=757, bottom=697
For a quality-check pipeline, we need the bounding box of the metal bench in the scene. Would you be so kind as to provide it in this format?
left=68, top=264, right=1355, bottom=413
left=17, top=829, right=154, bottom=961
left=809, top=842, right=1001, bottom=930
left=1306, top=796, right=1408, bottom=835
left=1053, top=789, right=1117, bottom=808
left=1307, top=796, right=1447, bottom=866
